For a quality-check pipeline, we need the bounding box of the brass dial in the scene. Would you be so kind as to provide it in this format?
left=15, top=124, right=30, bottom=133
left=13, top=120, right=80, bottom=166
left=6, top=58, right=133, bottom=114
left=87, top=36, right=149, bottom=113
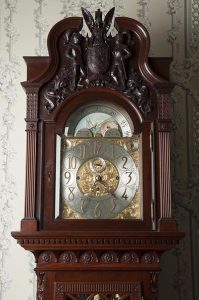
left=76, top=157, right=119, bottom=196
left=61, top=139, right=139, bottom=219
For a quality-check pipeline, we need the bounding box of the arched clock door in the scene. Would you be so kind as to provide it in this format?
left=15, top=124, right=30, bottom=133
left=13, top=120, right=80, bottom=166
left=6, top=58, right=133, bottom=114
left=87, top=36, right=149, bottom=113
left=12, top=7, right=184, bottom=300
left=47, top=89, right=151, bottom=229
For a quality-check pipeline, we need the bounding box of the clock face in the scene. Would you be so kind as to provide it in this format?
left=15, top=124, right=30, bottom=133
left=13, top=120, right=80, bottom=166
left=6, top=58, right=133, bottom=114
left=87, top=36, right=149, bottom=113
left=57, top=104, right=141, bottom=219
left=61, top=139, right=139, bottom=219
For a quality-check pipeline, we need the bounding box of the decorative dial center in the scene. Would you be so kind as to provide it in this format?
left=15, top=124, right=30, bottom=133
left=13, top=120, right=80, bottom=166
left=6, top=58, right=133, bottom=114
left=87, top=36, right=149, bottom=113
left=76, top=157, right=119, bottom=196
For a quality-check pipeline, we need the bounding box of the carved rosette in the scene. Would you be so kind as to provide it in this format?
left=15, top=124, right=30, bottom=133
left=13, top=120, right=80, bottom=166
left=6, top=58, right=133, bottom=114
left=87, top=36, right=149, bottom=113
left=38, top=251, right=56, bottom=264
left=141, top=252, right=159, bottom=264
left=79, top=251, right=98, bottom=264
left=59, top=251, right=77, bottom=263
left=33, top=249, right=165, bottom=266
left=121, top=251, right=139, bottom=263
left=100, top=251, right=118, bottom=263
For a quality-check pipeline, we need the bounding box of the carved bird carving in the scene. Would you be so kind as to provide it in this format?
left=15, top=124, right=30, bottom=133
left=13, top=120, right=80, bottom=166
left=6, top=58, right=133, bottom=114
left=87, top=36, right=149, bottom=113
left=81, top=7, right=115, bottom=35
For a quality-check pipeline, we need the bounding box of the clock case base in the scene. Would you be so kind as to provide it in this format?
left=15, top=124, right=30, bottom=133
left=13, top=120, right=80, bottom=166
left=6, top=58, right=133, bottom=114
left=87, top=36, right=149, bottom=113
left=12, top=230, right=184, bottom=300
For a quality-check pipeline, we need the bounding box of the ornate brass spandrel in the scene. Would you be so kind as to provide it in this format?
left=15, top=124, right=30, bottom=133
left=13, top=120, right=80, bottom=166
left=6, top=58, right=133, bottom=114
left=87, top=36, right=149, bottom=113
left=60, top=136, right=141, bottom=219
left=61, top=136, right=139, bottom=151
left=117, top=189, right=141, bottom=219
left=62, top=203, right=80, bottom=219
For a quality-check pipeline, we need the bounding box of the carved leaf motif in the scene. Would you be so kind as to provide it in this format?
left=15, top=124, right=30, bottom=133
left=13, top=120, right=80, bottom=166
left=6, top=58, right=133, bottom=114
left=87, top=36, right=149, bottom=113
left=81, top=7, right=95, bottom=33
left=104, top=7, right=115, bottom=33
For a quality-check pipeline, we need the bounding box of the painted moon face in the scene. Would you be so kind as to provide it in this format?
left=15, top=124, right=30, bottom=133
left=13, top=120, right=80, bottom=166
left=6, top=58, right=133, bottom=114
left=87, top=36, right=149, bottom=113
left=64, top=104, right=133, bottom=137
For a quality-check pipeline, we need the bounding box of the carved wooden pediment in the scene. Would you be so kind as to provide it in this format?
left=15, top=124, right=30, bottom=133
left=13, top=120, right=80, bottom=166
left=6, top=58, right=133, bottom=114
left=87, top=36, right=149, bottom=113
left=37, top=7, right=165, bottom=115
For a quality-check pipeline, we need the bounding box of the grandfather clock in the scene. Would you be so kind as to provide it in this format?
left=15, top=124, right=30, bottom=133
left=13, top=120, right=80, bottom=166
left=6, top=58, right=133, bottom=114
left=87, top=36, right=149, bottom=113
left=12, top=8, right=184, bottom=300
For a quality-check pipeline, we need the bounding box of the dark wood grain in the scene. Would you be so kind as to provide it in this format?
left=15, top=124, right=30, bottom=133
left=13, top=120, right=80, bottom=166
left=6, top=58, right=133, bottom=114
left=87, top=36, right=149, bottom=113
left=12, top=8, right=184, bottom=300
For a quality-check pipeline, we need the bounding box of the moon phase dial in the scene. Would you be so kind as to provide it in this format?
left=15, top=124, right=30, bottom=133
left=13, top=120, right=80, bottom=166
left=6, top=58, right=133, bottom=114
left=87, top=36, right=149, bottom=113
left=65, top=104, right=133, bottom=137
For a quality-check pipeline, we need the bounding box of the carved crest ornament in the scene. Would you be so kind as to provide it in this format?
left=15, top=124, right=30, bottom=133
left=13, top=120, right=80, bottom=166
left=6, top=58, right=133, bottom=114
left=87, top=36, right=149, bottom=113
left=44, top=7, right=151, bottom=114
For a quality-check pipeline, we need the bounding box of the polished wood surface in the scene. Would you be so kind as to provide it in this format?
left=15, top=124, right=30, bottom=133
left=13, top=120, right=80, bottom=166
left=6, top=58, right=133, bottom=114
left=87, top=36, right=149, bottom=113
left=12, top=9, right=183, bottom=300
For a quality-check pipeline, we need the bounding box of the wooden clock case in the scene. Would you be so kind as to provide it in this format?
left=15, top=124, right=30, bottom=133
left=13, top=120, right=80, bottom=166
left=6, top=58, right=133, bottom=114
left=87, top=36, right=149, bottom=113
left=12, top=8, right=184, bottom=300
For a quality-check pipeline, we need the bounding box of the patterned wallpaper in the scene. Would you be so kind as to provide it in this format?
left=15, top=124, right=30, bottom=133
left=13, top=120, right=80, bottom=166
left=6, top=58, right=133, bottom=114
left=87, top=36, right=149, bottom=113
left=0, top=0, right=198, bottom=299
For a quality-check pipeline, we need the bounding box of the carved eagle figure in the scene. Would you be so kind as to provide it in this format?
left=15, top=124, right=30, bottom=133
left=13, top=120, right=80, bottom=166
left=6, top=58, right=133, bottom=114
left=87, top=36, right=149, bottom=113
left=81, top=7, right=115, bottom=38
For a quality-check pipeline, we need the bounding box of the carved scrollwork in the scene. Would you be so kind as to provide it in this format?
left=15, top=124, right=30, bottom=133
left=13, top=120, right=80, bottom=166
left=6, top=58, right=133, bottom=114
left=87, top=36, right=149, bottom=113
left=125, top=71, right=151, bottom=114
left=44, top=68, right=71, bottom=112
left=43, top=7, right=151, bottom=115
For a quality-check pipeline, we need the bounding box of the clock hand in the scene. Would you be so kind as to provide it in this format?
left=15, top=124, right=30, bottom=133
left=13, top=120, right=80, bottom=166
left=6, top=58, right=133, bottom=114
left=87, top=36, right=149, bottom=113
left=87, top=117, right=114, bottom=130
left=94, top=175, right=116, bottom=192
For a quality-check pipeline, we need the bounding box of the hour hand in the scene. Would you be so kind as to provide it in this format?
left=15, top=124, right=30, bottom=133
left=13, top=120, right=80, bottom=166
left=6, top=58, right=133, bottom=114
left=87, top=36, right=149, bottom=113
left=94, top=175, right=114, bottom=193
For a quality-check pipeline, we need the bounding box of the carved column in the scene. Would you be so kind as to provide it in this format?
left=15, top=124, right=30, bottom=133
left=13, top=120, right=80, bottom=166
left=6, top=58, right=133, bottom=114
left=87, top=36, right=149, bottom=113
left=21, top=88, right=39, bottom=231
left=36, top=271, right=46, bottom=300
left=157, top=93, right=176, bottom=231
